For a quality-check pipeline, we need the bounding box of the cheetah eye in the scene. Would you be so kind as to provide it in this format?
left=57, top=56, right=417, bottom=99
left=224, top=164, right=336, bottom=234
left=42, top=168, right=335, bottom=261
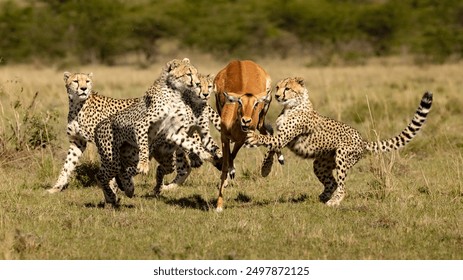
left=275, top=86, right=279, bottom=91
left=285, top=87, right=290, bottom=91
left=73, top=80, right=78, bottom=83
left=86, top=80, right=91, bottom=83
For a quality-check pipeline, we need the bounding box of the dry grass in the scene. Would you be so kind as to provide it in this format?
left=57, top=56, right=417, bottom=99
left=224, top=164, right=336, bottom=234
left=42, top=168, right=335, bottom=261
left=0, top=57, right=462, bottom=259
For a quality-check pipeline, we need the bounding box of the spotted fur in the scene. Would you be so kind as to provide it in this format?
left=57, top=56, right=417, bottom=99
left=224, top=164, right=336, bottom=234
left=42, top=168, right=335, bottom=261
left=246, top=77, right=433, bottom=206
left=151, top=73, right=222, bottom=192
left=119, top=74, right=222, bottom=193
left=94, top=58, right=219, bottom=206
left=48, top=72, right=140, bottom=193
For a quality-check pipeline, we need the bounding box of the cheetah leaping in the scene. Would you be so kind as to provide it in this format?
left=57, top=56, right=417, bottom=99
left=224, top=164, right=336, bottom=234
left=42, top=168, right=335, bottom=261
left=246, top=77, right=433, bottom=206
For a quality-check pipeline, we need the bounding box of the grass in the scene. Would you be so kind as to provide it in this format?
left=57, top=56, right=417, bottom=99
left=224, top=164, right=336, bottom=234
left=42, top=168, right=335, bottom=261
left=0, top=57, right=462, bottom=260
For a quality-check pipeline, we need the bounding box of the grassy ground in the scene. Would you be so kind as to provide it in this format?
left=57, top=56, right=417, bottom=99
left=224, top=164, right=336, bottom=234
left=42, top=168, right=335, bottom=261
left=0, top=57, right=462, bottom=259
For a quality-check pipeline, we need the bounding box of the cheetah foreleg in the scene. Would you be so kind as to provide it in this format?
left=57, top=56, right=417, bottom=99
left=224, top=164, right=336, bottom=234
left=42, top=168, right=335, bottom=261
left=166, top=126, right=213, bottom=163
left=135, top=122, right=152, bottom=175
left=48, top=139, right=87, bottom=193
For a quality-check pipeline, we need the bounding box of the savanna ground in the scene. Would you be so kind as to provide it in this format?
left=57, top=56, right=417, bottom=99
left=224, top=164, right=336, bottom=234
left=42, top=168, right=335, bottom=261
left=0, top=54, right=462, bottom=260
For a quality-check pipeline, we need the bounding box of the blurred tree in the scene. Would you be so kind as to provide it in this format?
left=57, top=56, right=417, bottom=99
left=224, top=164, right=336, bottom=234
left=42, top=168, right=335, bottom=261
left=1, top=0, right=463, bottom=65
left=128, top=1, right=176, bottom=63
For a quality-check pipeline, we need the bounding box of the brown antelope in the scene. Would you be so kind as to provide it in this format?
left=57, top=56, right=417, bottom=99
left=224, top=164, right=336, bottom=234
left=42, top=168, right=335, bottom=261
left=214, top=60, right=283, bottom=212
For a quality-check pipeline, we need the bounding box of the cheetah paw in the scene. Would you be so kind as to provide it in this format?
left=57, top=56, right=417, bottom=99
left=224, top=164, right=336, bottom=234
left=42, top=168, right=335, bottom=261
left=325, top=200, right=341, bottom=207
left=46, top=187, right=63, bottom=194
left=245, top=131, right=259, bottom=146
left=137, top=161, right=150, bottom=175
left=162, top=183, right=178, bottom=190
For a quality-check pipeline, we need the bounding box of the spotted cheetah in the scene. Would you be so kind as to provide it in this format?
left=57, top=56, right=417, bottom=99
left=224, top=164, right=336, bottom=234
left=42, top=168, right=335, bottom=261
left=118, top=73, right=222, bottom=193
left=48, top=72, right=140, bottom=193
left=246, top=77, right=433, bottom=206
left=94, top=58, right=218, bottom=206
left=150, top=73, right=222, bottom=192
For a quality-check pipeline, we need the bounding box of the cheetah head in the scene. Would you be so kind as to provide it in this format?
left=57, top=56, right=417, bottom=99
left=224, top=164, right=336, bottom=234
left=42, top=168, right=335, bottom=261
left=64, top=72, right=93, bottom=101
left=196, top=74, right=215, bottom=101
left=275, top=77, right=308, bottom=107
left=164, top=58, right=201, bottom=94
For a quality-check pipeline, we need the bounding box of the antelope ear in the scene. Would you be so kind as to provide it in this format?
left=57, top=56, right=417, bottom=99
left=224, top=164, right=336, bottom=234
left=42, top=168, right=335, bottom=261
left=258, top=93, right=272, bottom=104
left=63, top=71, right=71, bottom=81
left=224, top=92, right=239, bottom=103
left=295, top=77, right=305, bottom=86
left=263, top=93, right=272, bottom=104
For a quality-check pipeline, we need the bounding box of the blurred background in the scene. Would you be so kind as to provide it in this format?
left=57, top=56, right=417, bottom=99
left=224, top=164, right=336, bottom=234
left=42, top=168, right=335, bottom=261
left=1, top=0, right=463, bottom=67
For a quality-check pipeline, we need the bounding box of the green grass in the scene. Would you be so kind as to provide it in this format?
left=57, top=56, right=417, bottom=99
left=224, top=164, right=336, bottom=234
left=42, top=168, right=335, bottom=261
left=0, top=60, right=462, bottom=260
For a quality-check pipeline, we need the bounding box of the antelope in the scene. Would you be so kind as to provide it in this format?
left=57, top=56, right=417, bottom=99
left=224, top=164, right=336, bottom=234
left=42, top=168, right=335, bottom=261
left=214, top=60, right=283, bottom=212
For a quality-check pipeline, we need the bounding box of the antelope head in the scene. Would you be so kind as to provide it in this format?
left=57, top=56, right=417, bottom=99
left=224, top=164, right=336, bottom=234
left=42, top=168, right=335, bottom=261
left=224, top=92, right=271, bottom=132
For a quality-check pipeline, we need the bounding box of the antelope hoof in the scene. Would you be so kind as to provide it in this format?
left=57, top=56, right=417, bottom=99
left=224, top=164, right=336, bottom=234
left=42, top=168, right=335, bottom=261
left=278, top=154, right=285, bottom=165
left=229, top=168, right=236, bottom=180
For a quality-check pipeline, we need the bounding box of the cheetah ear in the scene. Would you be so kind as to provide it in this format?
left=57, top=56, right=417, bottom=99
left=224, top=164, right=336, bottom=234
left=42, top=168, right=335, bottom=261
left=295, top=77, right=305, bottom=86
left=63, top=71, right=71, bottom=81
left=88, top=72, right=93, bottom=78
left=182, top=58, right=190, bottom=64
left=207, top=74, right=215, bottom=80
left=166, top=59, right=181, bottom=72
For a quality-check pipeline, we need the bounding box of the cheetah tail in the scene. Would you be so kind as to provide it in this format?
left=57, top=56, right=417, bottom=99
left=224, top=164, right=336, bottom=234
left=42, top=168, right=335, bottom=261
left=366, top=91, right=433, bottom=153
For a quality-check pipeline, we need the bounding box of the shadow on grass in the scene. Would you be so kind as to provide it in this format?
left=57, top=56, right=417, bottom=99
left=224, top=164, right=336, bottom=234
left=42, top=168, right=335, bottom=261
left=72, top=162, right=99, bottom=188
left=161, top=194, right=212, bottom=212
left=82, top=201, right=135, bottom=210
left=236, top=193, right=310, bottom=208
left=144, top=192, right=310, bottom=211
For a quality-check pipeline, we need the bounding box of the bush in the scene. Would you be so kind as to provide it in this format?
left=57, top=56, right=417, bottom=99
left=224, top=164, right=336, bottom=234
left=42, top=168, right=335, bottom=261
left=0, top=90, right=58, bottom=155
left=1, top=0, right=463, bottom=65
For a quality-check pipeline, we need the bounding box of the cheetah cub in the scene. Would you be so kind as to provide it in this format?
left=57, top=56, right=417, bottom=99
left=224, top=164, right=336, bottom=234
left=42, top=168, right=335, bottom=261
left=246, top=77, right=433, bottom=206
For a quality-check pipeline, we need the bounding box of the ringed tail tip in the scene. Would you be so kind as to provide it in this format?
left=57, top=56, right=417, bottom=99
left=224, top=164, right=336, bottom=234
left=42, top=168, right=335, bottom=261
left=422, top=91, right=433, bottom=106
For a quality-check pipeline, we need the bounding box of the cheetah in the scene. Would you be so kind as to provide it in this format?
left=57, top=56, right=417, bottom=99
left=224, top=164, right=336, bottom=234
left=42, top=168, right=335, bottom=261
left=119, top=73, right=222, bottom=193
left=50, top=71, right=220, bottom=196
left=48, top=72, right=140, bottom=193
left=246, top=77, right=433, bottom=206
left=94, top=58, right=219, bottom=206
left=150, top=73, right=222, bottom=192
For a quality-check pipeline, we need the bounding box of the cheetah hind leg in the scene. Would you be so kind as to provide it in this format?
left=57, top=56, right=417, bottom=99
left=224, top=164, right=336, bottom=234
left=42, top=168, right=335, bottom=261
left=109, top=178, right=120, bottom=194
left=115, top=167, right=137, bottom=198
left=313, top=157, right=339, bottom=205
left=325, top=151, right=355, bottom=206
left=261, top=149, right=284, bottom=177
left=154, top=159, right=175, bottom=195
left=161, top=149, right=191, bottom=190
left=95, top=154, right=122, bottom=207
left=96, top=172, right=120, bottom=207
left=261, top=150, right=275, bottom=177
